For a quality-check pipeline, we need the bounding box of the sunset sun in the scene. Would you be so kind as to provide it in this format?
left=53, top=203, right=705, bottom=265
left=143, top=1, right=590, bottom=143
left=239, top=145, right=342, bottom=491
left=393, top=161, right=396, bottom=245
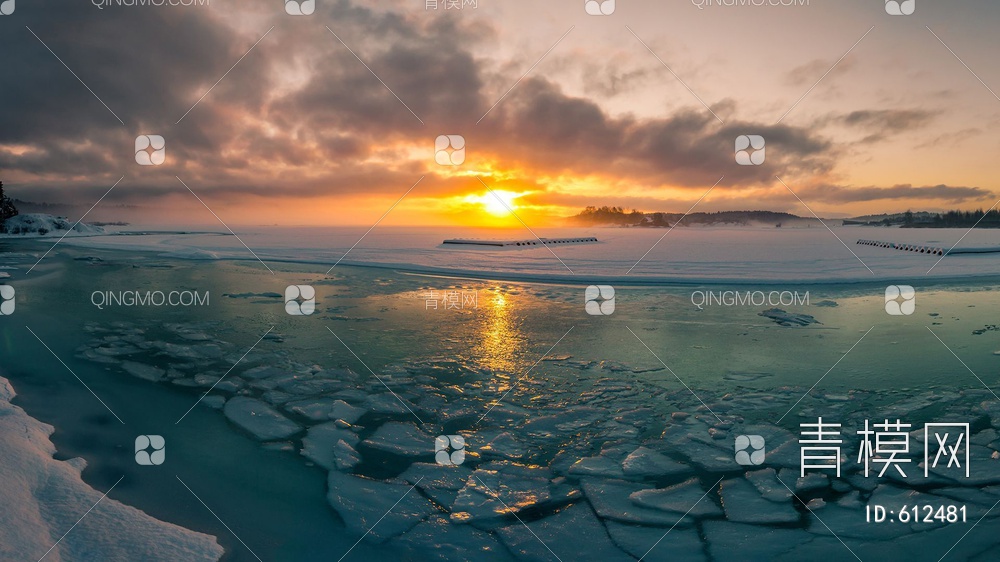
left=464, top=190, right=523, bottom=217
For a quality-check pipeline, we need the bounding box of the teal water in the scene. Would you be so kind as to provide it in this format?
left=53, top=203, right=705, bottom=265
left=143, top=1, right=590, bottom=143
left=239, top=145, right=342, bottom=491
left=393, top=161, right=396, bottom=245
left=3, top=237, right=1000, bottom=561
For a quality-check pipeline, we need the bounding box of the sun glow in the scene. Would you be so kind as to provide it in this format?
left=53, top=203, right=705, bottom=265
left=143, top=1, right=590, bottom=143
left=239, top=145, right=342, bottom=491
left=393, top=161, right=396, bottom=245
left=464, top=190, right=523, bottom=217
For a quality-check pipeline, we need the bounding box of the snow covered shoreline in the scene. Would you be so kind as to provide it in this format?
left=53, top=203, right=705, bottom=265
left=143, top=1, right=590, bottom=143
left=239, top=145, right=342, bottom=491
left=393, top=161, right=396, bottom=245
left=0, top=376, right=224, bottom=561
left=0, top=213, right=106, bottom=238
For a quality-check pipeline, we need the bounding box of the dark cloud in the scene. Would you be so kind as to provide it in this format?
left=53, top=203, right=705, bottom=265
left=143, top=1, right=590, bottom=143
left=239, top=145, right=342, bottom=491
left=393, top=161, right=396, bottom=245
left=478, top=79, right=834, bottom=188
left=817, top=109, right=937, bottom=143
left=0, top=0, right=989, bottom=218
left=798, top=183, right=992, bottom=204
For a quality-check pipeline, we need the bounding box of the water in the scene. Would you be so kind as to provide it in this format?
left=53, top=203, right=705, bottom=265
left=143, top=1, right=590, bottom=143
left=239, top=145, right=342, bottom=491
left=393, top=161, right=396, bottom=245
left=2, top=229, right=1000, bottom=561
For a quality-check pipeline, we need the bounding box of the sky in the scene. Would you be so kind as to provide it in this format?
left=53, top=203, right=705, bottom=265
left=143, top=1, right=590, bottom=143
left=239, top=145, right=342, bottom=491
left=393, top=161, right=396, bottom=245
left=1, top=0, right=999, bottom=226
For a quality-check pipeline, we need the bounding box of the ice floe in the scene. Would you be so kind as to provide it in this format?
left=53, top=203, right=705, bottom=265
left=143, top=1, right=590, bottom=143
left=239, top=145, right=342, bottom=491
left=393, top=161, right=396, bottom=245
left=497, top=503, right=633, bottom=562
left=719, top=478, right=800, bottom=524
left=69, top=319, right=1000, bottom=561
left=629, top=477, right=722, bottom=518
left=605, top=522, right=707, bottom=561
left=362, top=422, right=434, bottom=458
left=326, top=472, right=435, bottom=543
left=223, top=397, right=301, bottom=440
left=581, top=478, right=693, bottom=527
left=301, top=422, right=361, bottom=470
left=621, top=446, right=693, bottom=480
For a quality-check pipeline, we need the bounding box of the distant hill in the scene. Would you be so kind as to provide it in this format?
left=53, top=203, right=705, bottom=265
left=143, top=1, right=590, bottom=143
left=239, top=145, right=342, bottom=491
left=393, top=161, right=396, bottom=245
left=570, top=206, right=1000, bottom=229
left=569, top=206, right=823, bottom=228
left=845, top=209, right=1000, bottom=228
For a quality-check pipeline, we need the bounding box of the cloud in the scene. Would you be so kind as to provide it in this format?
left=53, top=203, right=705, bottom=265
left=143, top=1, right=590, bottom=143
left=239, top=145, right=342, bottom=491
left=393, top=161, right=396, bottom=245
left=785, top=56, right=857, bottom=87
left=478, top=79, right=836, bottom=189
left=797, top=183, right=992, bottom=204
left=915, top=127, right=983, bottom=149
left=0, top=0, right=990, bottom=222
left=819, top=109, right=937, bottom=143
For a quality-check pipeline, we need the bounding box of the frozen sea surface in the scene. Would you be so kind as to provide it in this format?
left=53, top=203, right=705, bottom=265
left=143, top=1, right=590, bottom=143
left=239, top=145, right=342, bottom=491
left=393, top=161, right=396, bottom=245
left=56, top=225, right=1000, bottom=284
left=4, top=230, right=1000, bottom=561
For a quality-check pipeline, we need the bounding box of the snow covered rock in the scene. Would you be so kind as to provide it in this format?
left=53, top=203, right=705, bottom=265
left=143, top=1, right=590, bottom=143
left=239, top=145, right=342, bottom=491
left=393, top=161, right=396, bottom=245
left=0, top=213, right=105, bottom=236
left=0, top=376, right=223, bottom=561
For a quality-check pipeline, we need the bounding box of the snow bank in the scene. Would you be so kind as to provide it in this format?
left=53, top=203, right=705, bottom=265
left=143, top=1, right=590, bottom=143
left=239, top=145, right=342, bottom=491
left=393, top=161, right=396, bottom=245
left=0, top=376, right=224, bottom=561
left=0, top=213, right=105, bottom=237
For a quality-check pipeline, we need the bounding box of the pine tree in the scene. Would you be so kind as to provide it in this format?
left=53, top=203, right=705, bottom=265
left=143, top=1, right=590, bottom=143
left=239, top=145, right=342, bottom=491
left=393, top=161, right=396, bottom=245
left=0, top=181, right=19, bottom=227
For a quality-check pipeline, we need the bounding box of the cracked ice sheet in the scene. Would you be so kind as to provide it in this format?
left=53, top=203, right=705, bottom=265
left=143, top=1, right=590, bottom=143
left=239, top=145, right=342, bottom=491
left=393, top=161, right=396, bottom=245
left=719, top=478, right=800, bottom=524
left=222, top=397, right=301, bottom=441
left=604, top=522, right=707, bottom=562
left=393, top=516, right=514, bottom=562
left=497, top=503, right=634, bottom=562
left=452, top=467, right=552, bottom=526
left=399, top=462, right=473, bottom=508
left=703, top=521, right=831, bottom=561
left=362, top=421, right=434, bottom=457
left=580, top=478, right=697, bottom=527
left=325, top=472, right=435, bottom=543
